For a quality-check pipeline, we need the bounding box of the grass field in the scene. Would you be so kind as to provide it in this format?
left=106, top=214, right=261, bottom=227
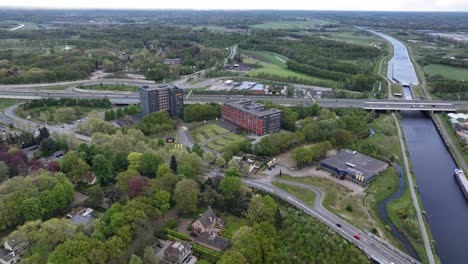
left=0, top=99, right=23, bottom=111
left=219, top=214, right=249, bottom=239
left=78, top=84, right=140, bottom=91
left=323, top=31, right=383, bottom=46
left=272, top=182, right=316, bottom=206
left=190, top=123, right=245, bottom=152
left=423, top=64, right=468, bottom=81
left=243, top=50, right=340, bottom=88
left=250, top=20, right=330, bottom=30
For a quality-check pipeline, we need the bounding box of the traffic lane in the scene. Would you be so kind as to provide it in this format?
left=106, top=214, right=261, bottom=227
left=244, top=179, right=416, bottom=264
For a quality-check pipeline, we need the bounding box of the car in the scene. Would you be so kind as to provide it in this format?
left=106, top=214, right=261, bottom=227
left=419, top=105, right=424, bottom=108
left=185, top=256, right=192, bottom=263
left=353, top=234, right=361, bottom=240
left=411, top=105, right=415, bottom=108
left=335, top=223, right=342, bottom=228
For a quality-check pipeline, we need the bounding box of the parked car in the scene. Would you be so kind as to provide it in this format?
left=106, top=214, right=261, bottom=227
left=336, top=223, right=342, bottom=228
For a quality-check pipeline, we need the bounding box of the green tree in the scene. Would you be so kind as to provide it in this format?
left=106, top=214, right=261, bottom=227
left=244, top=195, right=277, bottom=224
left=21, top=198, right=42, bottom=221
left=218, top=249, right=247, bottom=264
left=191, top=143, right=204, bottom=157
left=139, top=153, right=163, bottom=178
left=93, top=154, right=113, bottom=186
left=127, top=152, right=143, bottom=171
left=128, top=254, right=143, bottom=264
left=48, top=234, right=96, bottom=264
left=153, top=190, right=171, bottom=221
left=61, top=151, right=90, bottom=184
left=219, top=177, right=242, bottom=200
left=112, top=152, right=129, bottom=173
left=174, top=179, right=199, bottom=214
left=39, top=138, right=59, bottom=157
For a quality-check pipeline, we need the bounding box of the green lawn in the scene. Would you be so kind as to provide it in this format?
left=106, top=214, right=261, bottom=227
left=243, top=50, right=339, bottom=88
left=78, top=84, right=140, bottom=91
left=0, top=98, right=23, bottom=110
left=423, top=64, right=468, bottom=81
left=36, top=85, right=71, bottom=90
left=190, top=123, right=245, bottom=152
left=219, top=214, right=249, bottom=239
left=272, top=182, right=316, bottom=206
left=324, top=31, right=383, bottom=46
left=250, top=20, right=330, bottom=30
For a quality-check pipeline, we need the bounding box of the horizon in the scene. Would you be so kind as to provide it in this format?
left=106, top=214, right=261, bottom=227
left=2, top=0, right=468, bottom=12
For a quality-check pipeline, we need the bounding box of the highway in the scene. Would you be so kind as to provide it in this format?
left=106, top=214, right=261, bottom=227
left=242, top=177, right=420, bottom=264
left=0, top=88, right=466, bottom=111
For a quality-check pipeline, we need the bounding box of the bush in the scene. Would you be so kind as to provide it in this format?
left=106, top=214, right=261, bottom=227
left=192, top=243, right=223, bottom=263
left=164, top=219, right=180, bottom=230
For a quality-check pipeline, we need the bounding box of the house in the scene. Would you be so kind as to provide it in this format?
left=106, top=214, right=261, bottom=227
left=164, top=58, right=182, bottom=66
left=82, top=172, right=97, bottom=185
left=0, top=238, right=28, bottom=264
left=161, top=241, right=192, bottom=264
left=166, top=135, right=175, bottom=143
left=192, top=207, right=225, bottom=236
left=67, top=207, right=97, bottom=227
left=0, top=248, right=17, bottom=264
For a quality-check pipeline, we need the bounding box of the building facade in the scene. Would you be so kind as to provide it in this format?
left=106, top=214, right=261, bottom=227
left=140, top=85, right=184, bottom=118
left=222, top=99, right=281, bottom=136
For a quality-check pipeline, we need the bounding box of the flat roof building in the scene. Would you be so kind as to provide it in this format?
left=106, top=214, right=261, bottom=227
left=222, top=99, right=281, bottom=136
left=140, top=85, right=184, bottom=118
left=320, top=149, right=389, bottom=185
left=161, top=241, right=192, bottom=264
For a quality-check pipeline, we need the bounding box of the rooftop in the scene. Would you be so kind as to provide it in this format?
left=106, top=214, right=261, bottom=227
left=320, top=149, right=388, bottom=182
left=224, top=99, right=281, bottom=118
left=164, top=241, right=191, bottom=257
left=140, top=84, right=181, bottom=92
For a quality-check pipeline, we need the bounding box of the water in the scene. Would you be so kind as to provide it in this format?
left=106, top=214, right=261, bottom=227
left=369, top=30, right=419, bottom=85
left=401, top=111, right=468, bottom=263
left=373, top=30, right=468, bottom=264
left=378, top=163, right=419, bottom=259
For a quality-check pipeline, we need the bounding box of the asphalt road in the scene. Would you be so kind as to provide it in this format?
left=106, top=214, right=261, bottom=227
left=242, top=177, right=420, bottom=264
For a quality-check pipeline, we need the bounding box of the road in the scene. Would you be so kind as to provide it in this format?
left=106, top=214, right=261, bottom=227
left=3, top=103, right=105, bottom=142
left=242, top=177, right=420, bottom=264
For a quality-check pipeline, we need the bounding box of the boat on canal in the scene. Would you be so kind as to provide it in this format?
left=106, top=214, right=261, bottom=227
left=454, top=168, right=468, bottom=200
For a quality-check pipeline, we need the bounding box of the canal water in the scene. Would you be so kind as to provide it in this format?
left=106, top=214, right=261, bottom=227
left=377, top=163, right=419, bottom=260
left=373, top=30, right=468, bottom=263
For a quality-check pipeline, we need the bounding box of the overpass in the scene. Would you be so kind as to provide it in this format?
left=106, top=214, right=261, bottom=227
left=0, top=90, right=466, bottom=111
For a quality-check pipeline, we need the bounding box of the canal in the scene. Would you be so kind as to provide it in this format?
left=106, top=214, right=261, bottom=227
left=374, top=30, right=468, bottom=264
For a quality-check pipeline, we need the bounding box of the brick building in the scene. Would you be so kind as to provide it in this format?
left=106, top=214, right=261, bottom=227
left=140, top=85, right=184, bottom=118
left=222, top=99, right=281, bottom=136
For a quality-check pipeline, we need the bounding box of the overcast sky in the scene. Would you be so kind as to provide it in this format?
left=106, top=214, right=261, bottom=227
left=2, top=0, right=468, bottom=11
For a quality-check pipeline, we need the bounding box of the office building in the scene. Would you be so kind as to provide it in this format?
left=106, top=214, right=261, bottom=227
left=222, top=99, right=281, bottom=136
left=140, top=85, right=184, bottom=118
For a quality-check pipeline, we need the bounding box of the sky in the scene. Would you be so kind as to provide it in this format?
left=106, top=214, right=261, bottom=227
left=1, top=0, right=468, bottom=11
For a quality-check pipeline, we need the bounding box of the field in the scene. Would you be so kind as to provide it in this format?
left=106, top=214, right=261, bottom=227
left=190, top=123, right=245, bottom=152
left=272, top=182, right=316, bottom=206
left=218, top=214, right=249, bottom=239
left=243, top=50, right=340, bottom=88
left=0, top=99, right=23, bottom=111
left=322, top=31, right=384, bottom=46
left=423, top=64, right=468, bottom=81
left=78, top=84, right=140, bottom=91
left=250, top=20, right=331, bottom=30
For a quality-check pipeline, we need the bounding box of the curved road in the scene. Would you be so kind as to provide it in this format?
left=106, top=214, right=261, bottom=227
left=242, top=177, right=420, bottom=264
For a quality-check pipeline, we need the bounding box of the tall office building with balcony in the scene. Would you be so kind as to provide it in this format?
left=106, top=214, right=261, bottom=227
left=140, top=85, right=184, bottom=118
